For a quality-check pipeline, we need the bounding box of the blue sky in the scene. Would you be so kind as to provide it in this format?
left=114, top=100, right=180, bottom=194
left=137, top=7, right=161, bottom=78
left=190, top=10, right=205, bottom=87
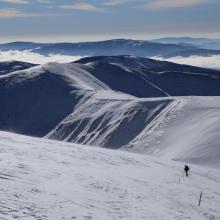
left=0, top=0, right=220, bottom=42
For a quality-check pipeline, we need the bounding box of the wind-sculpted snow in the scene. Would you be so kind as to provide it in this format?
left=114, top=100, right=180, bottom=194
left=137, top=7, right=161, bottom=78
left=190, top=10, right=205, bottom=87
left=0, top=131, right=220, bottom=220
left=47, top=92, right=172, bottom=148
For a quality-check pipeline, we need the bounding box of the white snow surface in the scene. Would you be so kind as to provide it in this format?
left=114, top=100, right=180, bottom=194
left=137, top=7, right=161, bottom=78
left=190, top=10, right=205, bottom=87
left=0, top=131, right=220, bottom=220
left=47, top=93, right=172, bottom=148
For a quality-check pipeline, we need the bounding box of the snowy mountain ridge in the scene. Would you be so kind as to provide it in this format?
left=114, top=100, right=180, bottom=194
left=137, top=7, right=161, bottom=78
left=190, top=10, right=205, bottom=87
left=0, top=56, right=220, bottom=169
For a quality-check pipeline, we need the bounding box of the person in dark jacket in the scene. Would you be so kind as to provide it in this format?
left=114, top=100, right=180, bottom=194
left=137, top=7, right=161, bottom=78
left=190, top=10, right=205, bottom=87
left=184, top=165, right=190, bottom=177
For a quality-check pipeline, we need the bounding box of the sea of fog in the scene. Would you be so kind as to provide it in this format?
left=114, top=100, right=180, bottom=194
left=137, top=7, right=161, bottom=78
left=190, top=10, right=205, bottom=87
left=152, top=55, right=220, bottom=70
left=0, top=50, right=83, bottom=64
left=0, top=50, right=220, bottom=70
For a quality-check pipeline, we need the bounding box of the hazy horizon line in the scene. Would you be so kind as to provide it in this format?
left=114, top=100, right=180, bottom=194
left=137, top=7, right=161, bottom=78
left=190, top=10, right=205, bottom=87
left=0, top=36, right=220, bottom=44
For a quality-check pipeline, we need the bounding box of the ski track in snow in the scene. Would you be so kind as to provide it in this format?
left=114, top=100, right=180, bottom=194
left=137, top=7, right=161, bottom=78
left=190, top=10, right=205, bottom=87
left=0, top=131, right=220, bottom=220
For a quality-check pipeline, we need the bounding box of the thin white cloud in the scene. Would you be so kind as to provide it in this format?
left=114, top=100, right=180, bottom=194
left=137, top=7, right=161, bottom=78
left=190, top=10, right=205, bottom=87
left=0, top=8, right=55, bottom=18
left=1, top=49, right=220, bottom=69
left=103, top=0, right=136, bottom=6
left=37, top=0, right=51, bottom=3
left=0, top=0, right=29, bottom=4
left=0, top=50, right=83, bottom=64
left=152, top=55, right=220, bottom=70
left=141, top=0, right=209, bottom=10
left=0, top=9, right=35, bottom=17
left=59, top=2, right=104, bottom=11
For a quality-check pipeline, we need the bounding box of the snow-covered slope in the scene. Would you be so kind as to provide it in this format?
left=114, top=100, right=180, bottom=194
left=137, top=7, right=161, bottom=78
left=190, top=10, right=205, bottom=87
left=125, top=96, right=220, bottom=169
left=47, top=91, right=172, bottom=148
left=0, top=62, right=109, bottom=136
left=47, top=94, right=220, bottom=169
left=76, top=56, right=220, bottom=97
left=0, top=131, right=220, bottom=220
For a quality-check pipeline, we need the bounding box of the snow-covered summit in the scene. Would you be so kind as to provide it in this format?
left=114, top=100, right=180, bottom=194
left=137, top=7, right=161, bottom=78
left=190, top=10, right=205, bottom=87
left=0, top=60, right=35, bottom=76
left=1, top=62, right=109, bottom=91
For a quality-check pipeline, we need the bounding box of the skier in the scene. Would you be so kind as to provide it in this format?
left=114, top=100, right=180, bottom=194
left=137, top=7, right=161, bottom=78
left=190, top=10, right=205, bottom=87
left=184, top=165, right=190, bottom=177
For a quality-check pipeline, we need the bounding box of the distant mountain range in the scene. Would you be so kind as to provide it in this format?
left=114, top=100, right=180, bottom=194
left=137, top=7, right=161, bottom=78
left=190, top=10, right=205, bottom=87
left=1, top=39, right=220, bottom=58
left=151, top=37, right=220, bottom=50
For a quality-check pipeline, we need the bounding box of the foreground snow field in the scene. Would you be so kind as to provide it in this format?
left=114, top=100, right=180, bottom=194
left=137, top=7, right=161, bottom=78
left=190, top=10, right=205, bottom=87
left=0, top=131, right=220, bottom=220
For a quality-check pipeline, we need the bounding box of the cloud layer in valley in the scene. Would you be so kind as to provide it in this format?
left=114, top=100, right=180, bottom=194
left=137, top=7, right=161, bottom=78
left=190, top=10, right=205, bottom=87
left=152, top=55, right=220, bottom=70
left=1, top=50, right=220, bottom=71
left=0, top=50, right=83, bottom=64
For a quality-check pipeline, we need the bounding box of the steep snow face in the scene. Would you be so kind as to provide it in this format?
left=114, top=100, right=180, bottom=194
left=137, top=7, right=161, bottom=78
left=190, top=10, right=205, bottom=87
left=76, top=56, right=220, bottom=97
left=0, top=61, right=35, bottom=76
left=126, top=97, right=220, bottom=169
left=47, top=91, right=172, bottom=148
left=48, top=94, right=220, bottom=169
left=0, top=131, right=220, bottom=220
left=0, top=63, right=109, bottom=137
